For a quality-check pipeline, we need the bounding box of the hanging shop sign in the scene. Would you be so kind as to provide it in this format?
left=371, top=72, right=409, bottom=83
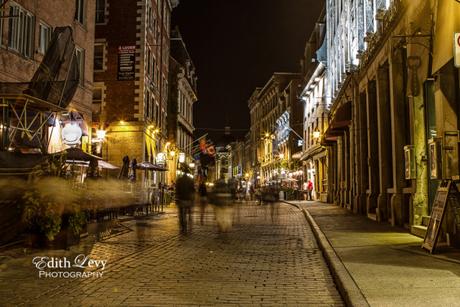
left=117, top=46, right=136, bottom=80
left=455, top=33, right=460, bottom=68
left=61, top=123, right=82, bottom=146
left=156, top=152, right=166, bottom=165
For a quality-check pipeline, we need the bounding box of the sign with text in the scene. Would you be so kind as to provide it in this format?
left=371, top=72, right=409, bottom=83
left=455, top=33, right=460, bottom=68
left=422, top=180, right=458, bottom=253
left=117, top=46, right=136, bottom=80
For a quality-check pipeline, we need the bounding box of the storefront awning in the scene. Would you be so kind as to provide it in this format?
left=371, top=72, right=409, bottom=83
left=325, top=100, right=351, bottom=139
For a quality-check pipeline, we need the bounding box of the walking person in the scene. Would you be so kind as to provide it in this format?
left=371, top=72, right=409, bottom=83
left=209, top=175, right=233, bottom=232
left=249, top=185, right=255, bottom=201
left=175, top=167, right=195, bottom=234
left=307, top=179, right=314, bottom=201
left=198, top=180, right=208, bottom=225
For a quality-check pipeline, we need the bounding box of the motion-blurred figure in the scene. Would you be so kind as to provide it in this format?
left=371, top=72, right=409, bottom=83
left=209, top=175, right=233, bottom=232
left=175, top=167, right=195, bottom=233
left=198, top=180, right=208, bottom=225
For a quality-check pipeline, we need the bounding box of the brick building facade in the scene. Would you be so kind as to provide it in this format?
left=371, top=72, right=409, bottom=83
left=0, top=0, right=95, bottom=152
left=93, top=0, right=178, bottom=182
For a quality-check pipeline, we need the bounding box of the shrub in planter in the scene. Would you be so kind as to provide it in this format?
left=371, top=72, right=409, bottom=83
left=20, top=177, right=81, bottom=246
left=21, top=190, right=62, bottom=242
left=67, top=210, right=87, bottom=236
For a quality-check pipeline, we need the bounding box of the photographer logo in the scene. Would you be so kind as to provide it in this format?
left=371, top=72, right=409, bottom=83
left=32, top=254, right=107, bottom=278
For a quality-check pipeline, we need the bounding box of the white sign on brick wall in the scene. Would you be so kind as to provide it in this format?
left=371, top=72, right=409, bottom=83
left=455, top=33, right=460, bottom=68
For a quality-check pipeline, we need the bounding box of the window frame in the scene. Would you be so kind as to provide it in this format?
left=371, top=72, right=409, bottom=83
left=95, top=0, right=107, bottom=24
left=75, top=0, right=85, bottom=25
left=8, top=4, right=34, bottom=58
left=38, top=22, right=52, bottom=54
left=93, top=42, right=106, bottom=72
left=75, top=47, right=85, bottom=86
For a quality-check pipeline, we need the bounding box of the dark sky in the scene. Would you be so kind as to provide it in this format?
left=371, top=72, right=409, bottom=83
left=172, top=0, right=323, bottom=140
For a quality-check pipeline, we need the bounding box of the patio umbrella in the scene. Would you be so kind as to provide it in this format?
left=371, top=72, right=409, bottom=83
left=98, top=160, right=119, bottom=169
left=137, top=161, right=168, bottom=171
left=65, top=159, right=119, bottom=169
left=64, top=147, right=102, bottom=161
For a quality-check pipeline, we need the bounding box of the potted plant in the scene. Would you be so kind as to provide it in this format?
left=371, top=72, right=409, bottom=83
left=21, top=190, right=62, bottom=247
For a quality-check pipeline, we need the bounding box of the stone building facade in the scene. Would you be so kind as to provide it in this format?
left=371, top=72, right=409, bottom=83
left=324, top=0, right=460, bottom=241
left=0, top=0, right=95, bottom=152
left=248, top=73, right=302, bottom=185
left=167, top=28, right=197, bottom=184
left=299, top=8, right=331, bottom=202
left=93, top=0, right=178, bottom=182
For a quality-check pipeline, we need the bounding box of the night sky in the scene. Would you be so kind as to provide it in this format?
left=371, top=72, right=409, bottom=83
left=172, top=0, right=323, bottom=140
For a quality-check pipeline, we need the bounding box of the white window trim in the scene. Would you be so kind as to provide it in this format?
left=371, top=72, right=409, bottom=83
left=95, top=0, right=108, bottom=25
left=38, top=22, right=52, bottom=54
left=8, top=3, right=34, bottom=58
left=75, top=46, right=85, bottom=87
left=93, top=40, right=107, bottom=72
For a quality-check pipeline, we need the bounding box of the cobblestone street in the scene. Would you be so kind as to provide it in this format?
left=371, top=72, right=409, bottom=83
left=0, top=203, right=343, bottom=306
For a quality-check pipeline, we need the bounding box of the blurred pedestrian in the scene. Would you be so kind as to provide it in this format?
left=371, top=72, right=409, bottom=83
left=118, top=155, right=130, bottom=179
left=129, top=158, right=137, bottom=182
left=210, top=175, right=233, bottom=232
left=175, top=167, right=195, bottom=233
left=249, top=185, right=255, bottom=201
left=198, top=181, right=208, bottom=225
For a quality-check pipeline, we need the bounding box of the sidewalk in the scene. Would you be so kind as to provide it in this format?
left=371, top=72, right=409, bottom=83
left=286, top=201, right=460, bottom=307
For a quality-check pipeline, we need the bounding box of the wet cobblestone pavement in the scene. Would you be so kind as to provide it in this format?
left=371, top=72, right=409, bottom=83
left=0, top=202, right=343, bottom=306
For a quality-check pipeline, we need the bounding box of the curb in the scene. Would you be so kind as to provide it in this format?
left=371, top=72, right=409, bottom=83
left=283, top=201, right=369, bottom=307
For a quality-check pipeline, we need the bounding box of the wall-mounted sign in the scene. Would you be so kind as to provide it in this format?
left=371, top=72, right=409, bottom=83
left=61, top=123, right=82, bottom=146
left=404, top=145, right=416, bottom=180
left=117, top=46, right=136, bottom=80
left=178, top=152, right=186, bottom=163
left=455, top=33, right=460, bottom=68
left=156, top=152, right=166, bottom=165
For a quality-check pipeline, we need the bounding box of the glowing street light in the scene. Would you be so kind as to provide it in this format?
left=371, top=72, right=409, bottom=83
left=313, top=130, right=321, bottom=139
left=96, top=129, right=106, bottom=140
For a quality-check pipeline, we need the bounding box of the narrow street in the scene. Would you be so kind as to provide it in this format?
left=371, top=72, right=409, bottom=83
left=0, top=203, right=343, bottom=306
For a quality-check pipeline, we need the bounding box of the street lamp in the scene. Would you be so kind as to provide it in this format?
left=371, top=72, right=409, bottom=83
left=313, top=130, right=321, bottom=139
left=96, top=129, right=106, bottom=140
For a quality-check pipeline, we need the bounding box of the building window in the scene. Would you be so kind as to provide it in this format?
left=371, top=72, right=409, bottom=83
left=145, top=91, right=151, bottom=120
left=75, top=0, right=85, bottom=24
left=92, top=87, right=103, bottom=115
left=0, top=4, right=3, bottom=46
left=38, top=23, right=52, bottom=54
left=75, top=47, right=85, bottom=86
left=8, top=4, right=34, bottom=58
left=95, top=0, right=106, bottom=24
left=94, top=43, right=105, bottom=71
left=146, top=4, right=154, bottom=30
left=146, top=48, right=151, bottom=75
